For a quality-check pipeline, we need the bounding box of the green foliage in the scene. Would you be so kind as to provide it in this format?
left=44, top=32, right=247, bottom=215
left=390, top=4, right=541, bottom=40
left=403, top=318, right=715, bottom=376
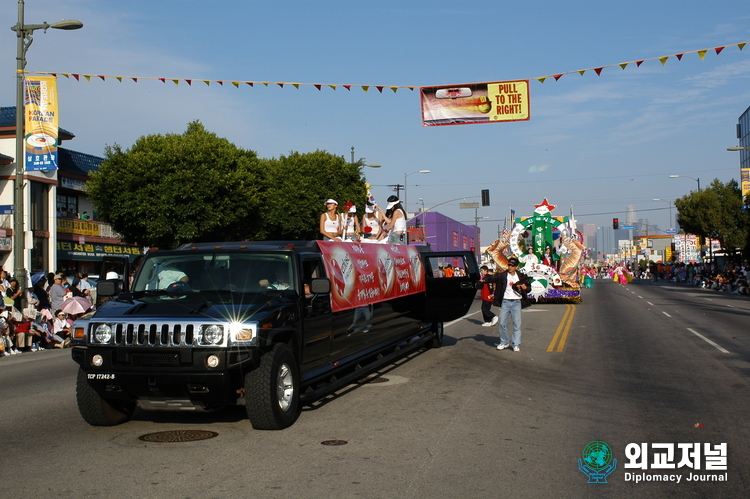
left=87, top=121, right=265, bottom=249
left=87, top=123, right=369, bottom=246
left=674, top=179, right=750, bottom=255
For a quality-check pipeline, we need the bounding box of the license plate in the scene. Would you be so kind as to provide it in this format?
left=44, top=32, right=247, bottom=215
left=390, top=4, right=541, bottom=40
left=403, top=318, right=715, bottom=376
left=87, top=373, right=116, bottom=380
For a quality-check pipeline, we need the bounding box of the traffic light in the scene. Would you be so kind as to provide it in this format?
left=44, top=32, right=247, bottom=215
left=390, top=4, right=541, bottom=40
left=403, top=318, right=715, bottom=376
left=481, top=189, right=490, bottom=206
left=613, top=218, right=619, bottom=229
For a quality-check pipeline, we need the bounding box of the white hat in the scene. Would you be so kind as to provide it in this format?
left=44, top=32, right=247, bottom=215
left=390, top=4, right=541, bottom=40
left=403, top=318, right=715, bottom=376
left=386, top=201, right=399, bottom=210
left=365, top=206, right=374, bottom=213
left=348, top=205, right=357, bottom=213
left=325, top=199, right=338, bottom=206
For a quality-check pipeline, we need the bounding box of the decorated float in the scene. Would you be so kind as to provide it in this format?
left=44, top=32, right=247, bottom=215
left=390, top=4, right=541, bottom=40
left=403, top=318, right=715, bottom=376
left=486, top=198, right=584, bottom=303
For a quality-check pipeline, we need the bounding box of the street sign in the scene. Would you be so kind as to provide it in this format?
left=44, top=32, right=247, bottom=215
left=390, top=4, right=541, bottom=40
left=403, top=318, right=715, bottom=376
left=0, top=205, right=14, bottom=215
left=665, top=229, right=678, bottom=234
left=620, top=225, right=635, bottom=230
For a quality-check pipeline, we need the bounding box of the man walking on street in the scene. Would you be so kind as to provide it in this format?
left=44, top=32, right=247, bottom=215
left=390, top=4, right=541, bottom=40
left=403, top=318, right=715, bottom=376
left=481, top=257, right=530, bottom=352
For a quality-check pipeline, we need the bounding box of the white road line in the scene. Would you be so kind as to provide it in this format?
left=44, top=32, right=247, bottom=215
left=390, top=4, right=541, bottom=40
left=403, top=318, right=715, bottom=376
left=446, top=310, right=481, bottom=327
left=647, top=302, right=654, bottom=306
left=687, top=328, right=730, bottom=353
left=638, top=296, right=643, bottom=299
left=662, top=311, right=672, bottom=317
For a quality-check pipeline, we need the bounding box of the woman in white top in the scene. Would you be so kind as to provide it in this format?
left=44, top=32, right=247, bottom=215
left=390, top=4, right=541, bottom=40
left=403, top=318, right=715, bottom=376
left=361, top=203, right=383, bottom=241
left=319, top=199, right=343, bottom=241
left=342, top=205, right=361, bottom=242
left=379, top=196, right=407, bottom=244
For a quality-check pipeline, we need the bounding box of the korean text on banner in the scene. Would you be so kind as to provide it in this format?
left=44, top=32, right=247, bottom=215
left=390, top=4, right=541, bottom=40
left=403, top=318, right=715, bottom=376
left=420, top=80, right=530, bottom=126
left=317, top=241, right=426, bottom=313
left=24, top=75, right=59, bottom=171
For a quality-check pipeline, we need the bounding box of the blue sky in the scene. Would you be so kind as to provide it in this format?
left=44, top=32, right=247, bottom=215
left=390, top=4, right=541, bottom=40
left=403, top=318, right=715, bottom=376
left=3, top=0, right=749, bottom=238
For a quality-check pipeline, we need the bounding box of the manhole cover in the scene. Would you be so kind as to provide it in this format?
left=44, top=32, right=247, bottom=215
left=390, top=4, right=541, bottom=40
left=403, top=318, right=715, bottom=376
left=321, top=440, right=348, bottom=446
left=358, top=376, right=389, bottom=384
left=138, top=430, right=218, bottom=443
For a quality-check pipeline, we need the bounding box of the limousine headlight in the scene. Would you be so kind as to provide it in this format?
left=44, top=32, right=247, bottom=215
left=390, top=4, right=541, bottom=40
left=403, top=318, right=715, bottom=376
left=229, top=322, right=257, bottom=345
left=93, top=324, right=113, bottom=344
left=202, top=325, right=224, bottom=345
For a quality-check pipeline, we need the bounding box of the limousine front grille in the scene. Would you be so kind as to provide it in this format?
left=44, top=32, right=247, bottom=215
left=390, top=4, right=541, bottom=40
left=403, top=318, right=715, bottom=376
left=92, top=321, right=221, bottom=347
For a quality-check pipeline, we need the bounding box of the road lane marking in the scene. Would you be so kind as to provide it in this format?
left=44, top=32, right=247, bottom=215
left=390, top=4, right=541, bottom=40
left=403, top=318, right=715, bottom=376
left=546, top=304, right=576, bottom=352
left=647, top=302, right=654, bottom=306
left=447, top=310, right=481, bottom=327
left=662, top=311, right=672, bottom=317
left=687, top=328, right=730, bottom=353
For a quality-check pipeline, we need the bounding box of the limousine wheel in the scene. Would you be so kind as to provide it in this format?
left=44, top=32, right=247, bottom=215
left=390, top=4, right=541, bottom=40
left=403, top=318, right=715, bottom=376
left=430, top=322, right=444, bottom=348
left=76, top=369, right=135, bottom=426
left=245, top=343, right=301, bottom=430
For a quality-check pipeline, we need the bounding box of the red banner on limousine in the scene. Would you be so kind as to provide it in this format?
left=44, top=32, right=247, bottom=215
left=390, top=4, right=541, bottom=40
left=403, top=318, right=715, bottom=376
left=317, top=241, right=426, bottom=312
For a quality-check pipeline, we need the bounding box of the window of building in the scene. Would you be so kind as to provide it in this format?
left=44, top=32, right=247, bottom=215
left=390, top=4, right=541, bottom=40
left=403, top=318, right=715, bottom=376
left=57, top=193, right=78, bottom=218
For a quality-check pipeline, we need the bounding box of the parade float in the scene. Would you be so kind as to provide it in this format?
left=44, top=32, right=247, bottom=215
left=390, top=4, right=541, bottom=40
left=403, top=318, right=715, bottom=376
left=487, top=198, right=584, bottom=303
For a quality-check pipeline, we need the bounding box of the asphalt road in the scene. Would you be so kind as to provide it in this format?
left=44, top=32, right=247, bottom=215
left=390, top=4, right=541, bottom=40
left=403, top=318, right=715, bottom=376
left=0, top=278, right=748, bottom=499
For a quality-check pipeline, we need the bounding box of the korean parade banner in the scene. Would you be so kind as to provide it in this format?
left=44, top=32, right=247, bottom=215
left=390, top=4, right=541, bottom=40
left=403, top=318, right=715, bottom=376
left=317, top=241, right=426, bottom=313
left=24, top=75, right=59, bottom=171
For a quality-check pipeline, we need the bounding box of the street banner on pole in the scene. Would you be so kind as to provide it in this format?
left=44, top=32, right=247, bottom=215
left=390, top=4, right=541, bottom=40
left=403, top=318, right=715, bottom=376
left=24, top=75, right=59, bottom=171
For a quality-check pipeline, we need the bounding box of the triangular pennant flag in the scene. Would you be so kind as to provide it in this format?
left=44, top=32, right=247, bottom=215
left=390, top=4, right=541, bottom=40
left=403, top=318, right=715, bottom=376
left=343, top=85, right=351, bottom=90
left=554, top=74, right=563, bottom=80
left=537, top=77, right=547, bottom=83
left=217, top=80, right=223, bottom=85
left=697, top=50, right=707, bottom=60
left=132, top=77, right=137, bottom=83
left=314, top=84, right=321, bottom=91
left=636, top=60, right=644, bottom=67
left=376, top=86, right=384, bottom=93
left=62, top=73, right=70, bottom=78
left=84, top=75, right=91, bottom=82
left=159, top=78, right=165, bottom=83
left=203, top=80, right=210, bottom=86
left=739, top=43, right=746, bottom=50
left=262, top=82, right=269, bottom=86
left=50, top=73, right=56, bottom=77
left=72, top=74, right=80, bottom=81
left=715, top=46, right=724, bottom=55
left=361, top=86, right=369, bottom=92
left=578, top=70, right=586, bottom=75
left=116, top=76, right=122, bottom=82
left=619, top=63, right=628, bottom=70
left=172, top=79, right=179, bottom=86
left=246, top=82, right=254, bottom=87
left=594, top=67, right=603, bottom=75
left=292, top=83, right=299, bottom=89
left=98, top=75, right=106, bottom=81
left=185, top=79, right=192, bottom=86
left=390, top=87, right=398, bottom=93
left=328, top=84, right=336, bottom=90
left=232, top=81, right=239, bottom=88
left=675, top=53, right=683, bottom=60
left=659, top=56, right=669, bottom=65
left=277, top=83, right=284, bottom=88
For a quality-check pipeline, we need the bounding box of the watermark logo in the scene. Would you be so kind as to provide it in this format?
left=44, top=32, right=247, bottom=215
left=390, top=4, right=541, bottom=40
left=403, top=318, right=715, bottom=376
left=578, top=441, right=617, bottom=483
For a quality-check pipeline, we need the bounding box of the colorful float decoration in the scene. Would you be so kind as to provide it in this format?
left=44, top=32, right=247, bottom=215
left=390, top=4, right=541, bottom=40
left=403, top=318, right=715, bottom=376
left=487, top=198, right=584, bottom=303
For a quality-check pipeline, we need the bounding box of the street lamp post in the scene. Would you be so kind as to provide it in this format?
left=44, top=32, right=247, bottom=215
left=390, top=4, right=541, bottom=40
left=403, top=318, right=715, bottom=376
left=11, top=0, right=82, bottom=286
left=652, top=198, right=673, bottom=230
left=403, top=170, right=430, bottom=215
left=668, top=174, right=700, bottom=191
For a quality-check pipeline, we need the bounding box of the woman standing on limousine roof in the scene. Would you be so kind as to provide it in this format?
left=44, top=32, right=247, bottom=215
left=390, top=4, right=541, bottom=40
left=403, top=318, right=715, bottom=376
left=319, top=198, right=343, bottom=241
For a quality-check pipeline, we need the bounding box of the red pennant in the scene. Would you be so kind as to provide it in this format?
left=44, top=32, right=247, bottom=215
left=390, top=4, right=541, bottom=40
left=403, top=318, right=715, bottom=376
left=159, top=78, right=165, bottom=83
left=636, top=60, right=644, bottom=67
left=217, top=80, right=223, bottom=85
left=594, top=68, right=603, bottom=75
left=343, top=85, right=351, bottom=91
left=277, top=83, right=284, bottom=88
left=715, top=46, right=724, bottom=55
left=314, top=84, right=321, bottom=91
left=675, top=53, right=683, bottom=60
left=376, top=86, right=384, bottom=93
left=185, top=79, right=192, bottom=86
left=553, top=74, right=563, bottom=81
left=132, top=78, right=138, bottom=83
left=97, top=75, right=106, bottom=81
left=245, top=82, right=253, bottom=87
left=72, top=74, right=80, bottom=81
left=50, top=73, right=56, bottom=77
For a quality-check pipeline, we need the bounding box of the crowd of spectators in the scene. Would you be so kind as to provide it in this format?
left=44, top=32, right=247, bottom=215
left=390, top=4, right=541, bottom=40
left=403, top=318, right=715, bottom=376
left=1, top=268, right=94, bottom=357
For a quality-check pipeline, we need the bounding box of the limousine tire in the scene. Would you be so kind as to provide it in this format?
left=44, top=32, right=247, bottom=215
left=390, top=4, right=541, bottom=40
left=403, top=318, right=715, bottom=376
left=76, top=369, right=135, bottom=426
left=429, top=322, right=444, bottom=348
left=245, top=343, right=300, bottom=430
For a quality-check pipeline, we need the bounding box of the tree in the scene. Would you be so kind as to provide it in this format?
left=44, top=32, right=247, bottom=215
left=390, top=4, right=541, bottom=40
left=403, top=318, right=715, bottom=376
left=674, top=179, right=750, bottom=257
left=87, top=121, right=265, bottom=249
left=256, top=150, right=368, bottom=240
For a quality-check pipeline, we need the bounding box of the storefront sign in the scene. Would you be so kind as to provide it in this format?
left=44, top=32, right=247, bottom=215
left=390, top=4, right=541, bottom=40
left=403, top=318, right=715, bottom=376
left=57, top=241, right=142, bottom=261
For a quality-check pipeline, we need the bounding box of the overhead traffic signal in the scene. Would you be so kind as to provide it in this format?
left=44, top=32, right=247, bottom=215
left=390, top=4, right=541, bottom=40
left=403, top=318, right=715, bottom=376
left=613, top=218, right=619, bottom=229
left=481, top=189, right=490, bottom=206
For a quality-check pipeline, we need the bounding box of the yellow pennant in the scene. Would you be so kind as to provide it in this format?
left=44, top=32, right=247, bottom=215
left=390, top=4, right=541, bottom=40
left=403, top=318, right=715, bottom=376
left=659, top=56, right=669, bottom=65
left=232, top=81, right=240, bottom=88
left=578, top=70, right=586, bottom=75
left=361, top=86, right=369, bottom=92
left=698, top=50, right=707, bottom=60
left=172, top=79, right=179, bottom=86
left=619, top=63, right=628, bottom=70
left=739, top=42, right=746, bottom=50
left=537, top=77, right=547, bottom=83
left=84, top=75, right=91, bottom=82
left=116, top=77, right=122, bottom=82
